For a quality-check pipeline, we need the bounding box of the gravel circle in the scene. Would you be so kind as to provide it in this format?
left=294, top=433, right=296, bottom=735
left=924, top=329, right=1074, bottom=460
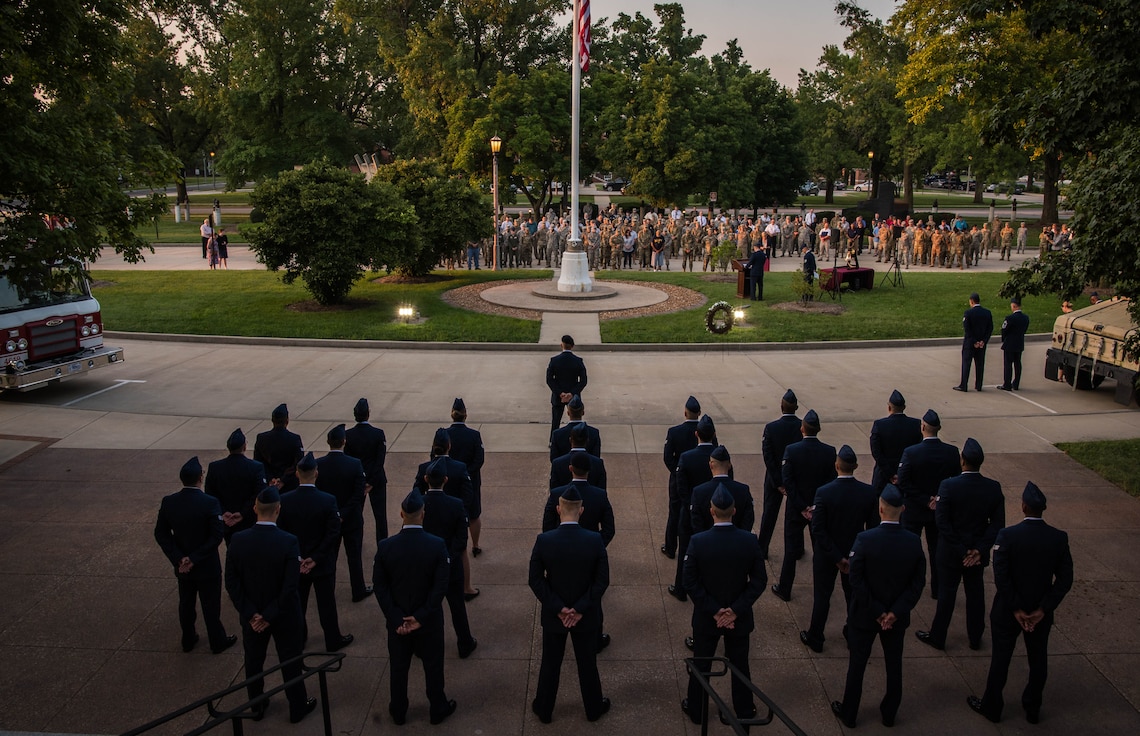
left=440, top=279, right=707, bottom=321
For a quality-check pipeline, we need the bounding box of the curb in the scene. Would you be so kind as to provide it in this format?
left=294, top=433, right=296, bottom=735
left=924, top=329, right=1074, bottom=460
left=105, top=331, right=1053, bottom=353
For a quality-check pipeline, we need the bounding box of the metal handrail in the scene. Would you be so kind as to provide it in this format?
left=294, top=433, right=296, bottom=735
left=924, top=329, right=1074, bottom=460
left=121, top=651, right=345, bottom=736
left=685, top=656, right=808, bottom=736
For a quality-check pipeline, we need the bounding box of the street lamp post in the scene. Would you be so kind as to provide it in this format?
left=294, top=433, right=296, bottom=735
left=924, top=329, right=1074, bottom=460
left=1011, top=198, right=1018, bottom=219
left=490, top=135, right=502, bottom=272
left=867, top=151, right=874, bottom=197
left=209, top=151, right=216, bottom=189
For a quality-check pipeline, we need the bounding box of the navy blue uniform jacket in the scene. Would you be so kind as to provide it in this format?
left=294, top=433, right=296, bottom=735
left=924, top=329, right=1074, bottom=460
left=447, top=422, right=485, bottom=490
left=811, top=477, right=879, bottom=567
left=896, top=438, right=960, bottom=507
left=934, top=472, right=1005, bottom=565
left=278, top=485, right=342, bottom=576
left=546, top=350, right=588, bottom=405
left=962, top=304, right=994, bottom=347
left=316, top=451, right=367, bottom=531
left=550, top=449, right=607, bottom=490
left=690, top=477, right=754, bottom=535
left=848, top=523, right=926, bottom=630
left=762, top=415, right=801, bottom=494
left=543, top=480, right=615, bottom=546
left=663, top=419, right=700, bottom=475
left=782, top=437, right=838, bottom=515
left=1001, top=310, right=1030, bottom=353
left=422, top=490, right=468, bottom=569
left=529, top=523, right=609, bottom=630
left=683, top=525, right=767, bottom=634
left=991, top=519, right=1073, bottom=616
left=344, top=422, right=387, bottom=489
left=550, top=422, right=602, bottom=460
left=373, top=527, right=450, bottom=631
left=414, top=456, right=474, bottom=515
left=205, top=455, right=267, bottom=537
left=253, top=426, right=304, bottom=482
left=155, top=487, right=225, bottom=574
left=225, top=523, right=302, bottom=626
left=869, top=413, right=922, bottom=491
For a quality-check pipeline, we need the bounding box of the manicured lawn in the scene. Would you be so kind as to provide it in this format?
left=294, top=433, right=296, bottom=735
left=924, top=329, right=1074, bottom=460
left=93, top=269, right=541, bottom=343
left=94, top=268, right=1060, bottom=345
left=1056, top=439, right=1140, bottom=497
left=136, top=216, right=251, bottom=244
left=597, top=270, right=1062, bottom=343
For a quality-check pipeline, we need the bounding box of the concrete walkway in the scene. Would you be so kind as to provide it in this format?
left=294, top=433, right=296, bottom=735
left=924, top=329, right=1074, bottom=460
left=0, top=336, right=1137, bottom=735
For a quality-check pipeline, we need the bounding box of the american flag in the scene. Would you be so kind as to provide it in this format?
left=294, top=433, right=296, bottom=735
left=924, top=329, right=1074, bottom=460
left=578, top=0, right=591, bottom=72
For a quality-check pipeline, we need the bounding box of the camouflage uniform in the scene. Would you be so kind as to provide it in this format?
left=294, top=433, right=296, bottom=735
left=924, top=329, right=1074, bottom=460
left=608, top=229, right=624, bottom=270
left=931, top=229, right=946, bottom=267
left=999, top=223, right=1014, bottom=261
left=701, top=227, right=717, bottom=272
left=681, top=226, right=697, bottom=272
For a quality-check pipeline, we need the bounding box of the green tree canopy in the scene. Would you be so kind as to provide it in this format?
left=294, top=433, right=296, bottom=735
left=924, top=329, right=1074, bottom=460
left=247, top=160, right=416, bottom=304
left=1, top=0, right=161, bottom=278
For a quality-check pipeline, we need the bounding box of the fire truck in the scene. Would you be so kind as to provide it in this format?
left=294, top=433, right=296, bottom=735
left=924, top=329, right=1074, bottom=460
left=0, top=259, right=123, bottom=390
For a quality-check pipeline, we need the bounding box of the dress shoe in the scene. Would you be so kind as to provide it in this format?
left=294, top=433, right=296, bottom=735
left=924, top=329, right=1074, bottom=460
left=596, top=633, right=611, bottom=653
left=969, top=639, right=982, bottom=651
left=389, top=704, right=407, bottom=725
left=352, top=586, right=374, bottom=602
left=881, top=711, right=895, bottom=727
left=181, top=633, right=200, bottom=653
left=667, top=585, right=687, bottom=602
left=1026, top=709, right=1040, bottom=724
left=799, top=630, right=823, bottom=653
left=328, top=633, right=354, bottom=652
left=915, top=630, right=944, bottom=650
left=464, top=589, right=480, bottom=602
left=430, top=699, right=457, bottom=725
left=952, top=385, right=967, bottom=392
left=831, top=700, right=856, bottom=728
left=771, top=584, right=791, bottom=602
left=211, top=634, right=238, bottom=654
left=997, top=384, right=1012, bottom=391
left=587, top=697, right=611, bottom=722
left=289, top=697, right=318, bottom=724
left=249, top=699, right=269, bottom=721
left=471, top=546, right=482, bottom=557
left=967, top=695, right=1000, bottom=722
left=660, top=545, right=676, bottom=559
left=684, top=636, right=695, bottom=651
left=459, top=637, right=478, bottom=659
left=681, top=699, right=701, bottom=725
left=531, top=699, right=552, bottom=724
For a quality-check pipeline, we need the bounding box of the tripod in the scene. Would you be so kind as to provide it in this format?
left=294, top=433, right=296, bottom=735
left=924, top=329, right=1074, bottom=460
left=879, top=254, right=905, bottom=288
left=824, top=247, right=843, bottom=301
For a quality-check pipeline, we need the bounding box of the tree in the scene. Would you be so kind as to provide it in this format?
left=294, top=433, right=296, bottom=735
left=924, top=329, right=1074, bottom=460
left=120, top=5, right=218, bottom=209
left=893, top=0, right=1083, bottom=223
left=247, top=160, right=417, bottom=304
left=796, top=47, right=860, bottom=205
left=372, top=159, right=491, bottom=277
left=205, top=0, right=396, bottom=184
left=1, top=0, right=161, bottom=279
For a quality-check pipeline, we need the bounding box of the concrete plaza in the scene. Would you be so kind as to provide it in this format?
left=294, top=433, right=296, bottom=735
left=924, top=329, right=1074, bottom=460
left=0, top=332, right=1138, bottom=736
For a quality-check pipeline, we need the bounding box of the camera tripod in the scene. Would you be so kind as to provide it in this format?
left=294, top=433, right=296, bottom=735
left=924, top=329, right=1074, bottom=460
left=880, top=254, right=905, bottom=288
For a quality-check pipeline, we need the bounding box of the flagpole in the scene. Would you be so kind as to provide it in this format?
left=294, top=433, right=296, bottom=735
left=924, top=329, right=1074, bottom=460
left=558, top=0, right=593, bottom=292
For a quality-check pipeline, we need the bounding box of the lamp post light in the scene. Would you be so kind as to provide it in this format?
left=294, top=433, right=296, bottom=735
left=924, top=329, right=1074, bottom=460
left=490, top=135, right=502, bottom=272
left=866, top=151, right=875, bottom=198
left=209, top=151, right=216, bottom=189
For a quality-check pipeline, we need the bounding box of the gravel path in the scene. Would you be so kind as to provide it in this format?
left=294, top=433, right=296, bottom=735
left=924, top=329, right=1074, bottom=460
left=440, top=279, right=707, bottom=321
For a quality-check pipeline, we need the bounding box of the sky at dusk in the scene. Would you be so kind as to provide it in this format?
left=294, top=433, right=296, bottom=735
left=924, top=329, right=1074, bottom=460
left=590, top=0, right=900, bottom=88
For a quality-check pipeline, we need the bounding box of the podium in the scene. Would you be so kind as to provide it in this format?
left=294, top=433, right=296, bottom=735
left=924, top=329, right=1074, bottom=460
left=731, top=259, right=748, bottom=298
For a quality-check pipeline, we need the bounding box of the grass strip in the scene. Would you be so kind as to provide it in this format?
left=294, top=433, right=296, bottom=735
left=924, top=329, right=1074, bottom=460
left=1056, top=439, right=1140, bottom=497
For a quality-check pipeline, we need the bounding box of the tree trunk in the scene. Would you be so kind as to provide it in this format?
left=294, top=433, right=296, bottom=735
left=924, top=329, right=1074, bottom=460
left=825, top=181, right=834, bottom=205
left=1041, top=153, right=1061, bottom=225
left=973, top=178, right=984, bottom=204
left=902, top=161, right=913, bottom=208
left=176, top=178, right=189, bottom=212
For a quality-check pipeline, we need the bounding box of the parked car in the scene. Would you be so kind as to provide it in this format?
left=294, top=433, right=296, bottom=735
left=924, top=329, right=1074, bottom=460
left=833, top=180, right=847, bottom=191
left=853, top=181, right=872, bottom=192
left=602, top=179, right=628, bottom=192
left=799, top=181, right=820, bottom=195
